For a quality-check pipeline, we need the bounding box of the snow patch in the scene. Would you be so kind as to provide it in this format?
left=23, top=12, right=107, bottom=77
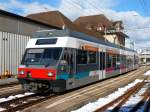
left=0, top=108, right=6, bottom=111
left=144, top=70, right=150, bottom=76
left=0, top=92, right=33, bottom=103
left=119, top=83, right=148, bottom=112
left=72, top=79, right=143, bottom=112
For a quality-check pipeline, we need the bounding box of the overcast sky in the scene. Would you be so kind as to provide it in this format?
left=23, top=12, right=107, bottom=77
left=0, top=0, right=150, bottom=49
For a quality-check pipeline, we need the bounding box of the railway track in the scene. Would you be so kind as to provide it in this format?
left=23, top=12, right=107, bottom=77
left=0, top=85, right=22, bottom=98
left=0, top=69, right=141, bottom=112
left=0, top=90, right=25, bottom=98
left=0, top=92, right=57, bottom=112
left=128, top=83, right=150, bottom=112
left=0, top=83, right=19, bottom=89
left=0, top=66, right=149, bottom=112
left=22, top=66, right=150, bottom=112
left=94, top=79, right=150, bottom=112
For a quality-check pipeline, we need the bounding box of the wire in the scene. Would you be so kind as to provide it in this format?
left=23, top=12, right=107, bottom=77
left=63, top=1, right=150, bottom=32
left=139, top=0, right=149, bottom=15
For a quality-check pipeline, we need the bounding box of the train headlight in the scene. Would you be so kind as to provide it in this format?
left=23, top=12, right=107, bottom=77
left=48, top=72, right=53, bottom=77
left=19, top=70, right=24, bottom=75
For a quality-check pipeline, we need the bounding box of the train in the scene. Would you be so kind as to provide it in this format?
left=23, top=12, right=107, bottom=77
left=17, top=29, right=139, bottom=93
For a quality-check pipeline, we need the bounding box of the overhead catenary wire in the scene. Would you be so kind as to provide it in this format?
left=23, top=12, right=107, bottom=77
left=139, top=0, right=149, bottom=15
left=63, top=0, right=150, bottom=32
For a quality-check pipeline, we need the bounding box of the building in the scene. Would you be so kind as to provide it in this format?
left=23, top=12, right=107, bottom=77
left=74, top=15, right=128, bottom=47
left=0, top=9, right=58, bottom=76
left=139, top=47, right=150, bottom=64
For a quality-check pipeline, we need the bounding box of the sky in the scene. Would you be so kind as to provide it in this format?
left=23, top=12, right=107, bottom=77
left=0, top=0, right=150, bottom=49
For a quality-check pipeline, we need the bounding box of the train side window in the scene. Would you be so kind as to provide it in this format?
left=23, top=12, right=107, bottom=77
left=106, top=53, right=112, bottom=68
left=102, top=52, right=105, bottom=70
left=100, top=52, right=106, bottom=70
left=77, top=50, right=87, bottom=64
left=88, top=51, right=96, bottom=64
left=100, top=52, right=102, bottom=70
left=112, top=54, right=117, bottom=69
left=116, top=54, right=120, bottom=69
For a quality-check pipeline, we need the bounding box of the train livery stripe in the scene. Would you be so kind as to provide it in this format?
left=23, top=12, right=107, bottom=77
left=57, top=71, right=96, bottom=80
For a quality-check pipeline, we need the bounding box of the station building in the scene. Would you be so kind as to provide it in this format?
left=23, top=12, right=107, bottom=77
left=0, top=9, right=58, bottom=77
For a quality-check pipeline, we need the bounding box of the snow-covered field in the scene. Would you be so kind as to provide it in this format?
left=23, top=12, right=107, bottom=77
left=72, top=70, right=150, bottom=112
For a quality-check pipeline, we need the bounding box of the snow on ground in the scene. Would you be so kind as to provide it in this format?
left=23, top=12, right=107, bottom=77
left=0, top=92, right=33, bottom=112
left=72, top=79, right=143, bottom=112
left=118, top=83, right=149, bottom=112
left=144, top=70, right=150, bottom=76
left=0, top=92, right=33, bottom=103
left=0, top=108, right=6, bottom=111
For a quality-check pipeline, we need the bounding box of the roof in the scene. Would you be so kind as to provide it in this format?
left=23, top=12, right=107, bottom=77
left=0, top=9, right=59, bottom=29
left=27, top=11, right=105, bottom=40
left=74, top=14, right=113, bottom=29
left=27, top=11, right=76, bottom=30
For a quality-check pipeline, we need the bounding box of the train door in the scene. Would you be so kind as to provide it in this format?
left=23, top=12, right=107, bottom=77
left=99, top=49, right=106, bottom=80
left=68, top=48, right=76, bottom=79
left=59, top=48, right=76, bottom=79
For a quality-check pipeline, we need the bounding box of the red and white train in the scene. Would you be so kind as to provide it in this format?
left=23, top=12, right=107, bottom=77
left=18, top=29, right=139, bottom=93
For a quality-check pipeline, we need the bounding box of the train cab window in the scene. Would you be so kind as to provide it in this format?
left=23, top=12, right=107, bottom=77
left=88, top=51, right=96, bottom=64
left=21, top=48, right=62, bottom=66
left=43, top=48, right=61, bottom=60
left=77, top=50, right=87, bottom=64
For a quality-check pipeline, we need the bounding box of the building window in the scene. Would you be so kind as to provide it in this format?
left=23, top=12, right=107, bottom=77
left=77, top=50, right=87, bottom=64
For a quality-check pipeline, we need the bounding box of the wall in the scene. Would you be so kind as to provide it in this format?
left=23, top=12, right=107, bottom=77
left=0, top=14, right=51, bottom=36
left=0, top=31, right=30, bottom=75
left=104, top=34, right=125, bottom=47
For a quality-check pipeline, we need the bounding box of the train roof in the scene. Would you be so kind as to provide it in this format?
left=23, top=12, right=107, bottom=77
left=33, top=29, right=136, bottom=53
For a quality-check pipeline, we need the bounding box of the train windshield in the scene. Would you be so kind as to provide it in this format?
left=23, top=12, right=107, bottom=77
left=21, top=48, right=62, bottom=66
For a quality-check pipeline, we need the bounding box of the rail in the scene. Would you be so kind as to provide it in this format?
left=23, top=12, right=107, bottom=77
left=94, top=79, right=150, bottom=112
left=0, top=92, right=57, bottom=112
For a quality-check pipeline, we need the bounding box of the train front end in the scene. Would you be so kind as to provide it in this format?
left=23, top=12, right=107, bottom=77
left=18, top=31, right=67, bottom=93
